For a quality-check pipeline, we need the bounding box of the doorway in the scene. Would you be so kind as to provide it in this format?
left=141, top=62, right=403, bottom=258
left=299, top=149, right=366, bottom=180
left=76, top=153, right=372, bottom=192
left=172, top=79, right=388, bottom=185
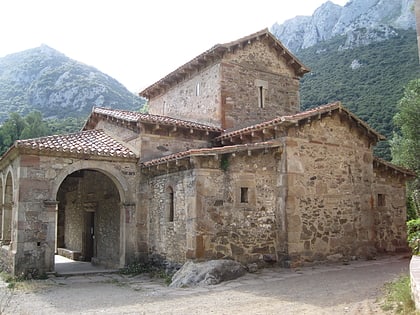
left=56, top=169, right=121, bottom=268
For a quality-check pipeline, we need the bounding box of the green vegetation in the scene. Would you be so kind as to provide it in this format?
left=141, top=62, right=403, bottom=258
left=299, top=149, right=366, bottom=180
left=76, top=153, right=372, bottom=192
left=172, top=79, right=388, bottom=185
left=381, top=275, right=417, bottom=314
left=391, top=79, right=420, bottom=219
left=297, top=30, right=420, bottom=160
left=0, top=45, right=145, bottom=124
left=119, top=262, right=172, bottom=285
left=407, top=219, right=420, bottom=255
left=0, top=111, right=51, bottom=155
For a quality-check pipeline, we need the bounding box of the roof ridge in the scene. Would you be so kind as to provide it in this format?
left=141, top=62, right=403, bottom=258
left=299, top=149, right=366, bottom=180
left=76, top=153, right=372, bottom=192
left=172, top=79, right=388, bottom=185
left=139, top=29, right=309, bottom=99
left=373, top=156, right=416, bottom=176
left=215, top=102, right=384, bottom=142
left=91, top=106, right=223, bottom=132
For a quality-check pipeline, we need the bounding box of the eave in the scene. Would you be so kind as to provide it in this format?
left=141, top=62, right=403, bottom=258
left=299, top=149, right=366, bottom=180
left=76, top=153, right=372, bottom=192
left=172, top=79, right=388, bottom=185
left=139, top=28, right=310, bottom=100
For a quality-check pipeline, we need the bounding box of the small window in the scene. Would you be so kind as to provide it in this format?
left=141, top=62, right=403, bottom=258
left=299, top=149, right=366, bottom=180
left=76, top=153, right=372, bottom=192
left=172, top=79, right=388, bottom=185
left=167, top=187, right=174, bottom=222
left=240, top=187, right=249, bottom=203
left=378, top=194, right=386, bottom=207
left=255, top=79, right=268, bottom=109
left=195, top=82, right=200, bottom=96
left=258, top=86, right=265, bottom=108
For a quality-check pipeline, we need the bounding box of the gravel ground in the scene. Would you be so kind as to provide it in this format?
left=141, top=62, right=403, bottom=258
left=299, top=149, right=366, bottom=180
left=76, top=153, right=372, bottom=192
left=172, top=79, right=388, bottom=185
left=1, top=254, right=410, bottom=315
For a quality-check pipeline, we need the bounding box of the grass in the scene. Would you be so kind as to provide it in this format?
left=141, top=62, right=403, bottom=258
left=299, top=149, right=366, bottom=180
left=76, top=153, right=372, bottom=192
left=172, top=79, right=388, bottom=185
left=381, top=275, right=418, bottom=314
left=119, top=262, right=172, bottom=285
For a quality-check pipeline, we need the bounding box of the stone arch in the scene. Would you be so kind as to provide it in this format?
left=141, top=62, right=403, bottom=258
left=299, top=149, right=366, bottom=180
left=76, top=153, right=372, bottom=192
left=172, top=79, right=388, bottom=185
left=2, top=171, right=14, bottom=245
left=51, top=160, right=130, bottom=204
left=56, top=168, right=123, bottom=268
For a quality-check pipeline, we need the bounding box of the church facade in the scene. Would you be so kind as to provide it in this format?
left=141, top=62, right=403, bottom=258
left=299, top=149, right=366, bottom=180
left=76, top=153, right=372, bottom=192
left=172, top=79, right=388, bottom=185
left=0, top=29, right=414, bottom=276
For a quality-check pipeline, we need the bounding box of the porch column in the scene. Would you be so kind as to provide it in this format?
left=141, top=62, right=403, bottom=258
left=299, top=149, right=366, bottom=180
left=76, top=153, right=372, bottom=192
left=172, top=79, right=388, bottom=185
left=43, top=200, right=58, bottom=272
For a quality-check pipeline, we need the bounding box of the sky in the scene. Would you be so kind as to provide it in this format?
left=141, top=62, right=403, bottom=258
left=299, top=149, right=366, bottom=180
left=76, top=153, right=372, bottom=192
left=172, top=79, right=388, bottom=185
left=0, top=0, right=348, bottom=93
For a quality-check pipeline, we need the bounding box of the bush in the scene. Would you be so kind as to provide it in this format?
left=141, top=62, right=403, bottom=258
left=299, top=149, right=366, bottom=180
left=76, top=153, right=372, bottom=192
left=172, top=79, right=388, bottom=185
left=407, top=219, right=420, bottom=255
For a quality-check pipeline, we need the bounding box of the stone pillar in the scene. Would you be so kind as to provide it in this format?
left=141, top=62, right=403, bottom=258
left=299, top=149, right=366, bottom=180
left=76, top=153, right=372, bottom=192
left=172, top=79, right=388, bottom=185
left=121, top=202, right=137, bottom=267
left=2, top=202, right=12, bottom=244
left=43, top=200, right=58, bottom=272
left=275, top=145, right=289, bottom=265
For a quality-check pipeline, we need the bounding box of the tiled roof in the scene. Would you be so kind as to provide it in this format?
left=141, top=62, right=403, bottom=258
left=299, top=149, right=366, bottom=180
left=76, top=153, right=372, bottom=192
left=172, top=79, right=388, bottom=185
left=15, top=129, right=137, bottom=159
left=373, top=156, right=416, bottom=177
left=85, top=107, right=223, bottom=133
left=140, top=28, right=309, bottom=99
left=215, top=102, right=385, bottom=142
left=141, top=141, right=280, bottom=167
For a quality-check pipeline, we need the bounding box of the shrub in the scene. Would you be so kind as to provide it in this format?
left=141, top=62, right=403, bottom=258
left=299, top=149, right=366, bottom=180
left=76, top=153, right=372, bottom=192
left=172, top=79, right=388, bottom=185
left=407, top=219, right=420, bottom=255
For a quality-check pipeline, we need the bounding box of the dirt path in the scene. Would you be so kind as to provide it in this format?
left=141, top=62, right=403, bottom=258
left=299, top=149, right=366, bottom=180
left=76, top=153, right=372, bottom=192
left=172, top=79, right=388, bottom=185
left=1, top=254, right=409, bottom=314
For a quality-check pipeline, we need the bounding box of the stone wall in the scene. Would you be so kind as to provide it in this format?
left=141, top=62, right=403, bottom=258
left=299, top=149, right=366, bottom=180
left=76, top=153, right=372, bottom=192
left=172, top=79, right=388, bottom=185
left=285, top=114, right=376, bottom=264
left=58, top=170, right=121, bottom=267
left=96, top=120, right=141, bottom=154
left=194, top=151, right=282, bottom=264
left=148, top=39, right=300, bottom=131
left=148, top=64, right=222, bottom=127
left=221, top=40, right=300, bottom=130
left=0, top=153, right=138, bottom=276
left=144, top=148, right=284, bottom=265
left=144, top=170, right=194, bottom=263
left=140, top=134, right=210, bottom=162
left=373, top=166, right=408, bottom=252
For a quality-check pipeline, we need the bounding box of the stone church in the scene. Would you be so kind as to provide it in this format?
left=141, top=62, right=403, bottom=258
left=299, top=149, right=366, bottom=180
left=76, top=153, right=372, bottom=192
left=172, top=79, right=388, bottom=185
left=0, top=29, right=414, bottom=276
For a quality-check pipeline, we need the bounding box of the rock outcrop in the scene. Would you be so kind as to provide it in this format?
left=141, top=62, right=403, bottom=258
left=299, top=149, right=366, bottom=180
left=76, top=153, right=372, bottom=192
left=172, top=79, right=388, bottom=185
left=271, top=0, right=416, bottom=52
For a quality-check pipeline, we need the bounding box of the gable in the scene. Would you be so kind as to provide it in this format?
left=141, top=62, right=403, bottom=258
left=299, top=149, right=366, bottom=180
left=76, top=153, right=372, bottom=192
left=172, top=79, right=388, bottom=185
left=140, top=29, right=309, bottom=100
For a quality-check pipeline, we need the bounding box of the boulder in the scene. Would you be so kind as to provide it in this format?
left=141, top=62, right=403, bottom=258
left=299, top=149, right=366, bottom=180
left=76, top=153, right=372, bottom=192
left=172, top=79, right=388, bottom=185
left=169, top=260, right=246, bottom=288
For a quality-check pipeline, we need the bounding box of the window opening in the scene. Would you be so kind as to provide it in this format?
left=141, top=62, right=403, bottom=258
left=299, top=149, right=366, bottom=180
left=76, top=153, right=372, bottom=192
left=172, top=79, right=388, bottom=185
left=258, top=86, right=264, bottom=108
left=168, top=187, right=174, bottom=222
left=378, top=194, right=386, bottom=207
left=195, top=82, right=200, bottom=96
left=240, top=187, right=249, bottom=203
left=255, top=79, right=267, bottom=108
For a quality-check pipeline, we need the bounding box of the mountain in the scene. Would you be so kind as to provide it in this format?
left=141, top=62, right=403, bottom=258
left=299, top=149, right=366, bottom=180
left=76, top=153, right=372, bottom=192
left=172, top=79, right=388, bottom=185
left=271, top=0, right=416, bottom=52
left=0, top=45, right=145, bottom=123
left=296, top=29, right=419, bottom=160
left=271, top=0, right=419, bottom=160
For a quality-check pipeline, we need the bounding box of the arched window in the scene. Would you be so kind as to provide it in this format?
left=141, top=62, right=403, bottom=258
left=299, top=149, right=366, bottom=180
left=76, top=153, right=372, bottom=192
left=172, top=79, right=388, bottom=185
left=167, top=186, right=174, bottom=222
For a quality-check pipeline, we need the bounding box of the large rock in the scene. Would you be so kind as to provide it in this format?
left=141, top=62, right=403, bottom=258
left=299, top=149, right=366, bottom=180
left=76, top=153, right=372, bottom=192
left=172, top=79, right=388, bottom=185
left=169, top=260, right=246, bottom=288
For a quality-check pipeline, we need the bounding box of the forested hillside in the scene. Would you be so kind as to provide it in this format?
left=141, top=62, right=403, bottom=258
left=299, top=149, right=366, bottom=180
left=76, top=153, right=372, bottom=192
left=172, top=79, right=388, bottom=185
left=296, top=29, right=419, bottom=159
left=0, top=45, right=145, bottom=123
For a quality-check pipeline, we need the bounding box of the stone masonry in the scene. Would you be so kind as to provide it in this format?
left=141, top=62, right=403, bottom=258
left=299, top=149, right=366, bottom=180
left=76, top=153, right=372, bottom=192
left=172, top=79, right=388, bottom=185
left=0, top=29, right=414, bottom=276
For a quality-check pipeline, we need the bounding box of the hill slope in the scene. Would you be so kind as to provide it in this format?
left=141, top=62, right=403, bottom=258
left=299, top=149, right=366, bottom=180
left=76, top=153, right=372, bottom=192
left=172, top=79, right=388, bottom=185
left=295, top=29, right=419, bottom=159
left=0, top=45, right=145, bottom=123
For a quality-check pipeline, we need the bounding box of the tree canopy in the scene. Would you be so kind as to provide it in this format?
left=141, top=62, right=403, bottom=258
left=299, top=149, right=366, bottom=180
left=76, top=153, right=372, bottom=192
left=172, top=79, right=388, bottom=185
left=391, top=78, right=420, bottom=218
left=0, top=111, right=51, bottom=155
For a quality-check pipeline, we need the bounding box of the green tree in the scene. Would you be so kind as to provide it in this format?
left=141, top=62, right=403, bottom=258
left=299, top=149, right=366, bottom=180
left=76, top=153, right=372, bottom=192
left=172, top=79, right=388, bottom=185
left=0, top=111, right=51, bottom=155
left=390, top=79, right=420, bottom=218
left=0, top=112, right=27, bottom=153
left=20, top=111, right=50, bottom=139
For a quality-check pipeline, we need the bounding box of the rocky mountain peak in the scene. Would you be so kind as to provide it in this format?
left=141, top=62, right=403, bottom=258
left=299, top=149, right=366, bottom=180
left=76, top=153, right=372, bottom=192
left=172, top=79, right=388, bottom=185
left=271, top=0, right=416, bottom=52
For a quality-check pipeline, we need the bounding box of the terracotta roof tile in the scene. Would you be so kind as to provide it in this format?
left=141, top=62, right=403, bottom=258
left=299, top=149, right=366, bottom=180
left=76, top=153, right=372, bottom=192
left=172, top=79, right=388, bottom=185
left=141, top=141, right=280, bottom=167
left=88, top=107, right=223, bottom=132
left=215, top=102, right=385, bottom=142
left=15, top=129, right=137, bottom=159
left=373, top=156, right=416, bottom=177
